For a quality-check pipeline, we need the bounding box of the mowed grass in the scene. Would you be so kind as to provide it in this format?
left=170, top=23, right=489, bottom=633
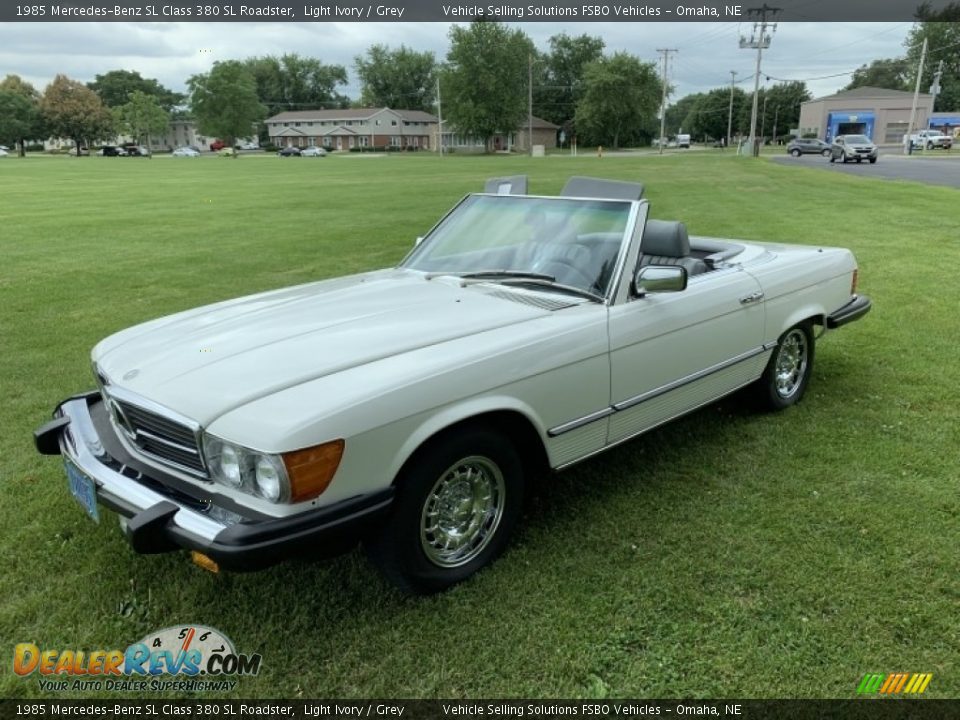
left=1, top=151, right=958, bottom=700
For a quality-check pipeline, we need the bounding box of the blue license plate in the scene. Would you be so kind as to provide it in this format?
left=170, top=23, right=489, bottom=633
left=65, top=460, right=99, bottom=523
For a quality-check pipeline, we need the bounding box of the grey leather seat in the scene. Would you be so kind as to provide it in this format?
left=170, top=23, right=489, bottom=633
left=639, top=220, right=708, bottom=276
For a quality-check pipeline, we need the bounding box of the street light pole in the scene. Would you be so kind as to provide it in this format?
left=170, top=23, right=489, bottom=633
left=727, top=70, right=737, bottom=147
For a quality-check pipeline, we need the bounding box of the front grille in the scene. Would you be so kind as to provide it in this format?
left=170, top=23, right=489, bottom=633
left=112, top=398, right=206, bottom=475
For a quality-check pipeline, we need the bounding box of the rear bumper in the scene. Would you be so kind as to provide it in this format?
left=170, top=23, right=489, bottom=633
left=827, top=294, right=872, bottom=329
left=34, top=394, right=393, bottom=571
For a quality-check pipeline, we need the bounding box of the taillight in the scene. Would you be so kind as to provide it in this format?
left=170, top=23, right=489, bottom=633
left=851, top=268, right=859, bottom=294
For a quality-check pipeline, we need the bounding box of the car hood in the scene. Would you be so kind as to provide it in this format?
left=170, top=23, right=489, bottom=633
left=93, top=269, right=555, bottom=425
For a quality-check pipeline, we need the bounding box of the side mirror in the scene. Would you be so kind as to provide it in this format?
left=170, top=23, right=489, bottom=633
left=633, top=265, right=687, bottom=296
left=415, top=236, right=424, bottom=247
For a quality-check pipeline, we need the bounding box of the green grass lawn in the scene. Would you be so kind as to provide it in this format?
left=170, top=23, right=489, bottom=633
left=1, top=152, right=958, bottom=700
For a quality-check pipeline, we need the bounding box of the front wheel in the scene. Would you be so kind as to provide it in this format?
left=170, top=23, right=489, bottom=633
left=790, top=149, right=801, bottom=157
left=753, top=323, right=815, bottom=411
left=366, top=426, right=525, bottom=594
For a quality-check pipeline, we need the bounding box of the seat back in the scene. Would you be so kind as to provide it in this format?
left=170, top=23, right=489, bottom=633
left=639, top=220, right=707, bottom=276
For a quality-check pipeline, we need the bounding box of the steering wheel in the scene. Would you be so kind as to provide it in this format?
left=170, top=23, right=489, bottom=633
left=533, top=260, right=595, bottom=291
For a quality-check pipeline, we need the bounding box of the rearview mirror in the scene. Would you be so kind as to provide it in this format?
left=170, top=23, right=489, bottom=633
left=633, top=265, right=687, bottom=296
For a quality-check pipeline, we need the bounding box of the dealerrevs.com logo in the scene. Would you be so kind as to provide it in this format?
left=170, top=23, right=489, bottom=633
left=14, top=625, right=261, bottom=692
left=857, top=672, right=933, bottom=696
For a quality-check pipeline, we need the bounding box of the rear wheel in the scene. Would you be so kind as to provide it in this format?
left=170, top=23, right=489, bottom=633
left=753, top=323, right=815, bottom=411
left=366, top=426, right=525, bottom=594
left=821, top=149, right=831, bottom=157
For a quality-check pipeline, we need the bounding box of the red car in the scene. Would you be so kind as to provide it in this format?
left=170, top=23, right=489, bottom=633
left=209, top=140, right=226, bottom=151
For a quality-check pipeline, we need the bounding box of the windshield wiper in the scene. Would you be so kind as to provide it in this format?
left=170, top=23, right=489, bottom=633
left=458, top=270, right=556, bottom=281
left=496, top=278, right=605, bottom=303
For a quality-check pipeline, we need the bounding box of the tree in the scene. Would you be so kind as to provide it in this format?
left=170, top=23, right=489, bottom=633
left=115, top=90, right=169, bottom=151
left=41, top=75, right=113, bottom=154
left=534, top=33, right=605, bottom=127
left=443, top=21, right=535, bottom=150
left=188, top=61, right=266, bottom=149
left=88, top=69, right=183, bottom=112
left=243, top=54, right=348, bottom=118
left=844, top=58, right=910, bottom=92
left=574, top=52, right=662, bottom=149
left=0, top=74, right=45, bottom=156
left=664, top=92, right=704, bottom=136
left=906, top=3, right=960, bottom=112
left=355, top=44, right=436, bottom=112
left=762, top=81, right=811, bottom=138
left=679, top=88, right=749, bottom=141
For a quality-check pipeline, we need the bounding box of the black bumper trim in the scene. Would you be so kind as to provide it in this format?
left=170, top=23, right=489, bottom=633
left=165, top=488, right=395, bottom=571
left=827, top=294, right=871, bottom=329
left=34, top=416, right=70, bottom=455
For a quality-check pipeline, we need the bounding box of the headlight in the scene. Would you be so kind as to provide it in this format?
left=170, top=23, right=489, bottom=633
left=202, top=434, right=344, bottom=504
left=254, top=455, right=284, bottom=502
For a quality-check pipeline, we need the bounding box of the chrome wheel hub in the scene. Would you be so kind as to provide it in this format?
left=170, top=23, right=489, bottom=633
left=775, top=329, right=808, bottom=398
left=420, top=456, right=505, bottom=568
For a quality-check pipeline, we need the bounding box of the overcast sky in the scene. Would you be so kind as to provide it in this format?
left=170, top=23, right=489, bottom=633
left=0, top=22, right=915, bottom=106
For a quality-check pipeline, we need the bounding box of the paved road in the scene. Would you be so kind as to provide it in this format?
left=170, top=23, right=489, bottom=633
left=770, top=150, right=960, bottom=190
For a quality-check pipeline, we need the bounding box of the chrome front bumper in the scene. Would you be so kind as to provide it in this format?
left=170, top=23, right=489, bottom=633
left=35, top=393, right=394, bottom=570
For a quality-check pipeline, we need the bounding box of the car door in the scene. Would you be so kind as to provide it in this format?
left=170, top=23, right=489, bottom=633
left=606, top=258, right=767, bottom=446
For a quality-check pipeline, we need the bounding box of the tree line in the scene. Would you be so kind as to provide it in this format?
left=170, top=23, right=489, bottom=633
left=1, top=13, right=955, bottom=156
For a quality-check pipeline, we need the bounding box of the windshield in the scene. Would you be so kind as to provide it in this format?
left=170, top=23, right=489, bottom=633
left=846, top=135, right=872, bottom=144
left=401, top=195, right=632, bottom=297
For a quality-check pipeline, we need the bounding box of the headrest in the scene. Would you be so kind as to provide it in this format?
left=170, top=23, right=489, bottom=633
left=560, top=176, right=644, bottom=201
left=484, top=175, right=529, bottom=195
left=641, top=220, right=690, bottom=258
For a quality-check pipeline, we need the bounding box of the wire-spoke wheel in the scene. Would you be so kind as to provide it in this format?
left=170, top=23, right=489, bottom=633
left=754, top=322, right=815, bottom=411
left=366, top=426, right=524, bottom=594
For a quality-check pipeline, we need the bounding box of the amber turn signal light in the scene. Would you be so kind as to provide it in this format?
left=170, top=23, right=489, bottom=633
left=282, top=439, right=345, bottom=502
left=191, top=551, right=220, bottom=573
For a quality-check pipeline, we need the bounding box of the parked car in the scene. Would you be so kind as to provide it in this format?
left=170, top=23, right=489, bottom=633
left=35, top=175, right=871, bottom=594
left=830, top=135, right=878, bottom=164
left=676, top=133, right=691, bottom=149
left=277, top=147, right=302, bottom=157
left=301, top=147, right=328, bottom=157
left=909, top=129, right=952, bottom=150
left=67, top=147, right=89, bottom=156
left=237, top=142, right=260, bottom=151
left=209, top=140, right=226, bottom=152
left=171, top=147, right=200, bottom=157
left=786, top=138, right=831, bottom=157
left=97, top=146, right=126, bottom=157
left=0, top=144, right=9, bottom=151
left=0, top=149, right=8, bottom=158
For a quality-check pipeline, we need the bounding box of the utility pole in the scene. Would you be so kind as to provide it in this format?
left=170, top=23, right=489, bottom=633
left=740, top=4, right=780, bottom=156
left=727, top=70, right=738, bottom=147
left=657, top=48, right=677, bottom=155
left=528, top=53, right=533, bottom=155
left=907, top=37, right=927, bottom=152
left=930, top=58, right=944, bottom=115
left=436, top=76, right=443, bottom=158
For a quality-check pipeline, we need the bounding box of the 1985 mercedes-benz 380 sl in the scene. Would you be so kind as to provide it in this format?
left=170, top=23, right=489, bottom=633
left=35, top=176, right=871, bottom=593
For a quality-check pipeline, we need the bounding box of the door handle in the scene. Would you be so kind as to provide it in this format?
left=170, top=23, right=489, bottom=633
left=739, top=291, right=764, bottom=305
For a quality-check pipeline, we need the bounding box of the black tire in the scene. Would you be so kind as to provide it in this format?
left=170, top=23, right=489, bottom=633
left=869, top=157, right=877, bottom=164
left=365, top=426, right=525, bottom=594
left=753, top=322, right=815, bottom=411
left=790, top=149, right=801, bottom=157
left=829, top=154, right=836, bottom=163
left=821, top=149, right=831, bottom=157
left=927, top=142, right=934, bottom=150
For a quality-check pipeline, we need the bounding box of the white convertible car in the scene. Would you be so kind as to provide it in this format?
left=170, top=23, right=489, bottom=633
left=35, top=176, right=871, bottom=593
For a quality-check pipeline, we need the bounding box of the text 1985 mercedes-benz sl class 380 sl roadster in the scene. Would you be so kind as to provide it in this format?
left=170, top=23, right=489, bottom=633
left=35, top=176, right=871, bottom=593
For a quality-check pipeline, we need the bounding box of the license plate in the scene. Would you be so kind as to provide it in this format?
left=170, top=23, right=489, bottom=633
left=65, top=460, right=99, bottom=523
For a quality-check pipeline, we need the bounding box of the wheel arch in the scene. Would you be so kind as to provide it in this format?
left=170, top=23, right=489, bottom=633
left=389, top=401, right=550, bottom=489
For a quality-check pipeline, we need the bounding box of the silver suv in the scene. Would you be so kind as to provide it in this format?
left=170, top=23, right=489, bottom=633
left=830, top=135, right=878, bottom=164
